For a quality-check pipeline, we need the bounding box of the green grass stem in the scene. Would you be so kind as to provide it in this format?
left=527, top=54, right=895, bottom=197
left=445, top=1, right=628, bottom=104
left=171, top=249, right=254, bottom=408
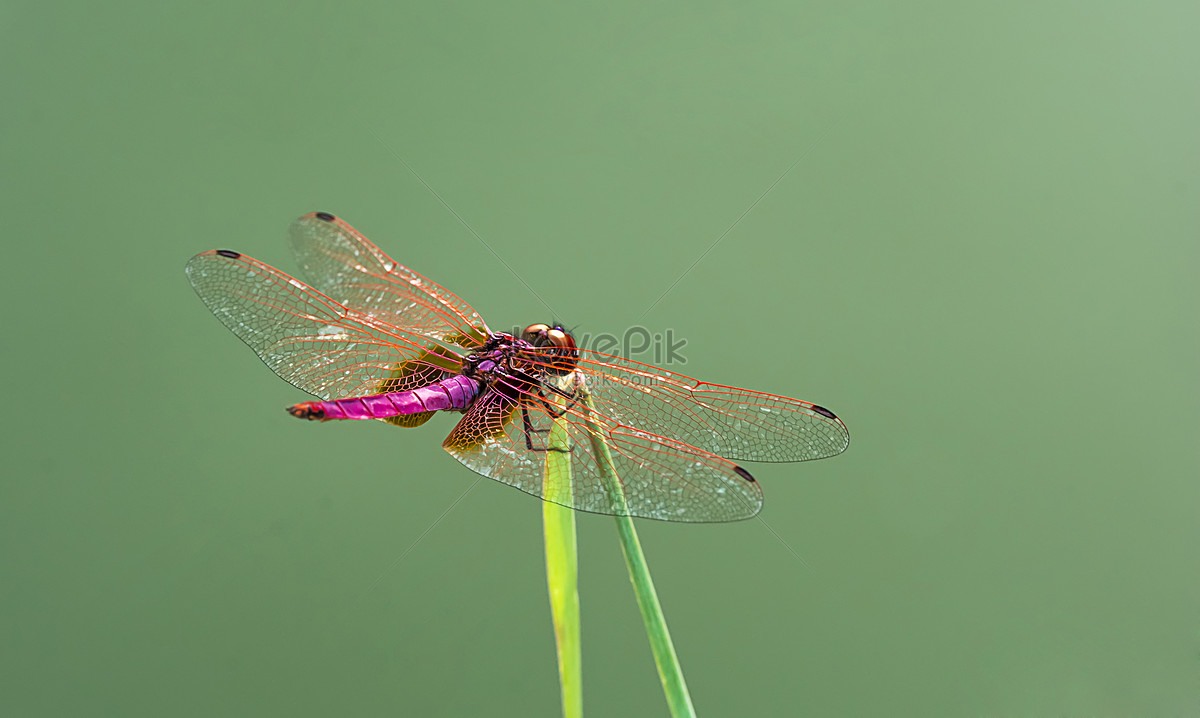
left=544, top=412, right=583, bottom=718
left=576, top=383, right=697, bottom=718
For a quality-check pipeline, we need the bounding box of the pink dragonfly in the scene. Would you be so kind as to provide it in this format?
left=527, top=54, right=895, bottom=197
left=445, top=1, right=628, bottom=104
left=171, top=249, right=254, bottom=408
left=186, top=212, right=848, bottom=521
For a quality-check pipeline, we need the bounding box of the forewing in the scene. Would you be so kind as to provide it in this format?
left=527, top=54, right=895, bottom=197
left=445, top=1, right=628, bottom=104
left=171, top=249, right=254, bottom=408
left=186, top=250, right=463, bottom=401
left=568, top=350, right=850, bottom=463
left=289, top=212, right=489, bottom=347
left=442, top=375, right=762, bottom=522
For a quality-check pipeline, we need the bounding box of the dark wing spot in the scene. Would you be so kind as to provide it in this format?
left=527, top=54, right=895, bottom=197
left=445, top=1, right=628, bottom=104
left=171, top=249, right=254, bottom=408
left=733, top=465, right=756, bottom=483
left=811, top=404, right=837, bottom=419
left=315, top=212, right=336, bottom=222
left=215, top=249, right=241, bottom=259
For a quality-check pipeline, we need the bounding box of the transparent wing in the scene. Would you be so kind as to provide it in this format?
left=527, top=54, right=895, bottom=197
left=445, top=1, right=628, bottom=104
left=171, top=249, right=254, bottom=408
left=185, top=249, right=464, bottom=401
left=441, top=372, right=763, bottom=522
left=564, top=350, right=849, bottom=463
left=288, top=212, right=490, bottom=347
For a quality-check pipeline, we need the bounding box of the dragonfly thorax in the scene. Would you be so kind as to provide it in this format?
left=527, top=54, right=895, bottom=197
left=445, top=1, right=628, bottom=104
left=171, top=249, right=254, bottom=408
left=462, top=327, right=579, bottom=386
left=463, top=332, right=538, bottom=383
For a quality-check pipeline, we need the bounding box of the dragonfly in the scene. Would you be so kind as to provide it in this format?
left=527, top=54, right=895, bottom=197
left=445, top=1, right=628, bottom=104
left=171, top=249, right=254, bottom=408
left=185, top=212, right=849, bottom=522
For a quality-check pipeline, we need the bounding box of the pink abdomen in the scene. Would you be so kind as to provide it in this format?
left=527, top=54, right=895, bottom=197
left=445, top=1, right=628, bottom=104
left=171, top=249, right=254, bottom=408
left=288, top=374, right=481, bottom=421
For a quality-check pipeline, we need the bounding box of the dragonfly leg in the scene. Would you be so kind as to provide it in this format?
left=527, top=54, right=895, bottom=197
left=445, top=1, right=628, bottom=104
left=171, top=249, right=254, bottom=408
left=521, top=404, right=570, bottom=453
left=510, top=368, right=580, bottom=419
left=525, top=384, right=579, bottom=419
left=539, top=392, right=579, bottom=419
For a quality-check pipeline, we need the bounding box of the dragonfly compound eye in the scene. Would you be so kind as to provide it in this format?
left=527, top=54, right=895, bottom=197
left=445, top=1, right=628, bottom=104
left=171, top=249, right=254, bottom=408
left=521, top=323, right=579, bottom=375
left=521, top=323, right=551, bottom=343
left=546, top=328, right=572, bottom=349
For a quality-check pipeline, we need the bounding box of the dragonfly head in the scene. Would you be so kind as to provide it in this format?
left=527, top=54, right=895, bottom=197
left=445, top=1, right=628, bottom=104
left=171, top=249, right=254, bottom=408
left=521, top=323, right=579, bottom=376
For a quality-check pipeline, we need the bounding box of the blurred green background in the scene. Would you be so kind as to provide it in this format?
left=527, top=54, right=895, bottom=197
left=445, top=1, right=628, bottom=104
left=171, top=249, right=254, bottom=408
left=2, top=1, right=1196, bottom=715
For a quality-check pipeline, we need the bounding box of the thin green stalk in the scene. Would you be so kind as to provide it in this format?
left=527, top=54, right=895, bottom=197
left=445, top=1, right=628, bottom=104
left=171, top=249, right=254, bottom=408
left=576, top=384, right=697, bottom=718
left=544, top=413, right=582, bottom=718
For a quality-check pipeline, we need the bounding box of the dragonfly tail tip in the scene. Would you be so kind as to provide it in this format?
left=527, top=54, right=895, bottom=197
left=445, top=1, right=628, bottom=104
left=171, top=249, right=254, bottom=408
left=286, top=401, right=326, bottom=421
